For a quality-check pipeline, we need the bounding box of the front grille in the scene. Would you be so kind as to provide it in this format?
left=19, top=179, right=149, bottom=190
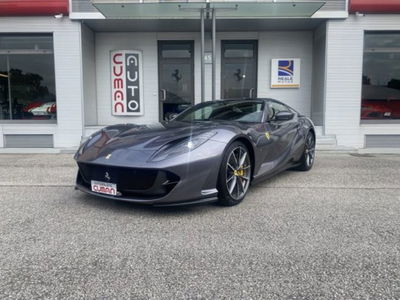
left=77, top=163, right=179, bottom=199
left=78, top=163, right=158, bottom=190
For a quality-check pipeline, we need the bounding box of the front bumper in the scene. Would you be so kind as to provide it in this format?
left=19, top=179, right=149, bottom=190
left=75, top=181, right=218, bottom=207
left=75, top=147, right=224, bottom=206
left=77, top=163, right=181, bottom=199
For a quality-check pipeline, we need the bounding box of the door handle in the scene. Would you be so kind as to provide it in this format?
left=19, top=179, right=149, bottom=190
left=249, top=88, right=255, bottom=99
left=161, top=89, right=167, bottom=101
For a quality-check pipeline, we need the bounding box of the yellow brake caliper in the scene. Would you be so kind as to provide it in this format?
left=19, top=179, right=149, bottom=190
left=234, top=169, right=244, bottom=177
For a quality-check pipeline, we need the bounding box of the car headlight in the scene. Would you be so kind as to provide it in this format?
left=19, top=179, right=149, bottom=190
left=76, top=128, right=120, bottom=157
left=76, top=131, right=98, bottom=156
left=149, top=131, right=217, bottom=162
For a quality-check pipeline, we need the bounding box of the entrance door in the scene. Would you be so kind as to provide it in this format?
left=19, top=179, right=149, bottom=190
left=158, top=41, right=194, bottom=121
left=221, top=40, right=258, bottom=99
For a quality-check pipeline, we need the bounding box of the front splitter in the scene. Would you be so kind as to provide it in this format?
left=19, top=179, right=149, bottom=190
left=75, top=184, right=218, bottom=207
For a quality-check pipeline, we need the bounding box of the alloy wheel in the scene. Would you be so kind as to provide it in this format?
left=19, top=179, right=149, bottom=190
left=226, top=146, right=251, bottom=200
left=305, top=133, right=315, bottom=167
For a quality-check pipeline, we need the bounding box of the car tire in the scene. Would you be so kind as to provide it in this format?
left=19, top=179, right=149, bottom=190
left=217, top=141, right=252, bottom=206
left=295, top=131, right=316, bottom=171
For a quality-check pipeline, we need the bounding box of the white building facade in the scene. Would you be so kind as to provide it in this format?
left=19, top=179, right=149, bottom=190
left=0, top=16, right=84, bottom=148
left=0, top=0, right=399, bottom=150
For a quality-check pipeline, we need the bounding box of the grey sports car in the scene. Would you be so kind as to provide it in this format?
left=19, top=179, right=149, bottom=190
left=74, top=98, right=315, bottom=207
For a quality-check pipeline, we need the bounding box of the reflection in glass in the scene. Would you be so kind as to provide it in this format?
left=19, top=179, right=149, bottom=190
left=0, top=56, right=9, bottom=120
left=161, top=63, right=191, bottom=104
left=223, top=62, right=256, bottom=99
left=161, top=43, right=192, bottom=58
left=159, top=41, right=194, bottom=121
left=0, top=34, right=53, bottom=50
left=176, top=100, right=264, bottom=123
left=224, top=43, right=254, bottom=58
left=222, top=41, right=257, bottom=99
left=0, top=34, right=56, bottom=121
left=361, top=32, right=400, bottom=121
left=364, top=32, right=400, bottom=49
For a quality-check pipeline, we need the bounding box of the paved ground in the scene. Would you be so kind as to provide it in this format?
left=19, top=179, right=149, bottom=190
left=0, top=153, right=400, bottom=299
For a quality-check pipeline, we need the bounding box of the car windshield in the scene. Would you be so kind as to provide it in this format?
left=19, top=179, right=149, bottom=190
left=174, top=100, right=265, bottom=123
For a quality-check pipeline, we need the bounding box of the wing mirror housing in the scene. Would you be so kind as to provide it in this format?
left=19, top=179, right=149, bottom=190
left=166, top=113, right=179, bottom=121
left=274, top=111, right=294, bottom=121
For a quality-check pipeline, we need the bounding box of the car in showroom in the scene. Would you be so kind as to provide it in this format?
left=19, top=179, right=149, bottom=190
left=74, top=98, right=315, bottom=207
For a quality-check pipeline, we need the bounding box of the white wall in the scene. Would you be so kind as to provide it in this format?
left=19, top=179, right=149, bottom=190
left=96, top=32, right=158, bottom=125
left=0, top=17, right=84, bottom=148
left=257, top=31, right=313, bottom=117
left=214, top=32, right=313, bottom=117
left=325, top=14, right=400, bottom=148
left=95, top=32, right=202, bottom=125
left=95, top=31, right=313, bottom=125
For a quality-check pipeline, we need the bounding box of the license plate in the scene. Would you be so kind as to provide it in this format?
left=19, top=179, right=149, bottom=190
left=91, top=180, right=117, bottom=196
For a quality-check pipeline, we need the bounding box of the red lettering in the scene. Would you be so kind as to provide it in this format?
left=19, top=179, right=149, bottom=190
left=112, top=52, right=126, bottom=115
left=113, top=78, right=123, bottom=89
left=113, top=65, right=123, bottom=77
left=114, top=90, right=124, bottom=101
left=114, top=102, right=124, bottom=113
left=113, top=53, right=123, bottom=64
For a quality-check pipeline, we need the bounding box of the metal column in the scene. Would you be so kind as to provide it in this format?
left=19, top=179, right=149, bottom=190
left=211, top=8, right=216, bottom=100
left=200, top=8, right=205, bottom=102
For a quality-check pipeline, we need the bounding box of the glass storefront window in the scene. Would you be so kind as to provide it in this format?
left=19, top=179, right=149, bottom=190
left=0, top=34, right=56, bottom=121
left=223, top=43, right=254, bottom=58
left=161, top=43, right=192, bottom=58
left=361, top=32, right=400, bottom=121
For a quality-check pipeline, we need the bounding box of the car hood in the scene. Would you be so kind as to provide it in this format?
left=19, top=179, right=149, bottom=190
left=76, top=121, right=242, bottom=163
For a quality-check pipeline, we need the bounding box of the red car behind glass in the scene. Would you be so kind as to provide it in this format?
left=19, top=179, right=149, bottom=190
left=361, top=84, right=400, bottom=120
left=361, top=100, right=400, bottom=119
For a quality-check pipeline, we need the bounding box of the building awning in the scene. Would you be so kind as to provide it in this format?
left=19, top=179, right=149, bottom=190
left=91, top=1, right=326, bottom=19
left=0, top=0, right=69, bottom=16
left=350, top=0, right=400, bottom=14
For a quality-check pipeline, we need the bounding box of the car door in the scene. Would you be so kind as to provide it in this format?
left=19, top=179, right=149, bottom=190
left=260, top=101, right=299, bottom=171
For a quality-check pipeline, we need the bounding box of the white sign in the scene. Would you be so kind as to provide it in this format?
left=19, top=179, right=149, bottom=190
left=204, top=52, right=212, bottom=64
left=111, top=50, right=144, bottom=116
left=271, top=58, right=300, bottom=89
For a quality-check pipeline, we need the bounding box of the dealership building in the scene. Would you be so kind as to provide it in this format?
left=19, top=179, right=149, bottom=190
left=0, top=0, right=399, bottom=150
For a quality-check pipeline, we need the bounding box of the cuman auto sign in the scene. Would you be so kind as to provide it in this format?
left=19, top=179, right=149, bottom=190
left=111, top=50, right=143, bottom=115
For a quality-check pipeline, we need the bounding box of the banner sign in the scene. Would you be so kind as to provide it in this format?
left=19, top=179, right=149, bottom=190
left=271, top=58, right=300, bottom=89
left=111, top=50, right=143, bottom=116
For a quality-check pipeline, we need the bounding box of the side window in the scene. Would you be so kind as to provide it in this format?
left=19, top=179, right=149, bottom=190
left=268, top=102, right=290, bottom=121
left=193, top=106, right=213, bottom=120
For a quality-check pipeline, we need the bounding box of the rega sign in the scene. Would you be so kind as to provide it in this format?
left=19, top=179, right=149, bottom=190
left=111, top=50, right=143, bottom=116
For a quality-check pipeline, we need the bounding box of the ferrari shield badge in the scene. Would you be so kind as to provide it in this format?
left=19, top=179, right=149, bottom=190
left=265, top=132, right=271, bottom=140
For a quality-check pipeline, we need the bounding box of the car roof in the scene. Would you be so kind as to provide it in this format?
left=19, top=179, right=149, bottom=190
left=212, top=98, right=279, bottom=103
left=209, top=98, right=287, bottom=106
left=211, top=98, right=301, bottom=115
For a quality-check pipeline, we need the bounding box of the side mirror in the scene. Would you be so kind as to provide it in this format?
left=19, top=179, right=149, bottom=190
left=274, top=111, right=294, bottom=121
left=165, top=113, right=179, bottom=121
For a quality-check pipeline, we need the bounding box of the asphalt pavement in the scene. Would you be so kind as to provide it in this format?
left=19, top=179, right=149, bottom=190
left=0, top=153, right=400, bottom=299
